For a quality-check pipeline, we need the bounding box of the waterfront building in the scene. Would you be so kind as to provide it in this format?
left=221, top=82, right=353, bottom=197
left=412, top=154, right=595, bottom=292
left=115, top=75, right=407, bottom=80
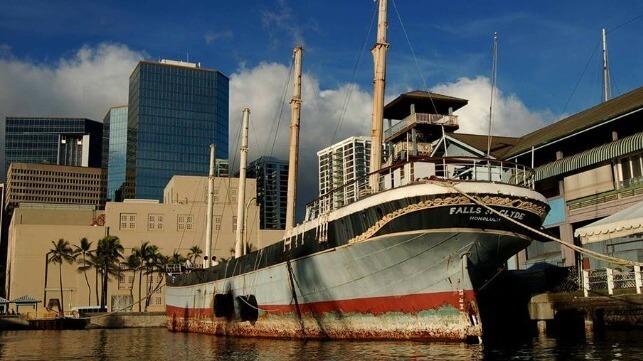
left=3, top=117, right=103, bottom=182
left=245, top=156, right=288, bottom=230
left=317, top=136, right=370, bottom=209
left=126, top=59, right=229, bottom=201
left=4, top=175, right=283, bottom=313
left=503, top=86, right=643, bottom=269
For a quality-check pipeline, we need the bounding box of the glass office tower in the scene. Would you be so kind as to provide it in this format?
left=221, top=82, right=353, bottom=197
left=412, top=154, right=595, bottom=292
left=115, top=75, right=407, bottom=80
left=103, top=106, right=129, bottom=201
left=127, top=59, right=229, bottom=200
left=246, top=156, right=289, bottom=230
left=4, top=117, right=103, bottom=182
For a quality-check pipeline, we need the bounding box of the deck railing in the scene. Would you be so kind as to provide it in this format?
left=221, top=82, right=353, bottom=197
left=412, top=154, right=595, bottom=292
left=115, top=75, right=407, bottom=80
left=384, top=113, right=458, bottom=140
left=304, top=157, right=535, bottom=220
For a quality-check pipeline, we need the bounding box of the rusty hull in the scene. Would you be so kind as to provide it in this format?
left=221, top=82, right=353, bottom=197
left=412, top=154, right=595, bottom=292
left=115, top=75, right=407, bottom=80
left=167, top=304, right=482, bottom=341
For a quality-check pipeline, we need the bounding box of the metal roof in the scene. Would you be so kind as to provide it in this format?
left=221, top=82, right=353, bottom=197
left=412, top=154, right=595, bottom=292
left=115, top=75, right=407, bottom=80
left=449, top=133, right=521, bottom=159
left=384, top=90, right=468, bottom=120
left=10, top=295, right=40, bottom=304
left=505, top=86, right=643, bottom=158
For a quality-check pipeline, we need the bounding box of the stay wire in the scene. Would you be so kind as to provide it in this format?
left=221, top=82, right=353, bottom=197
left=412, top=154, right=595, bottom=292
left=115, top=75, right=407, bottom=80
left=330, top=0, right=378, bottom=144
left=391, top=0, right=438, bottom=114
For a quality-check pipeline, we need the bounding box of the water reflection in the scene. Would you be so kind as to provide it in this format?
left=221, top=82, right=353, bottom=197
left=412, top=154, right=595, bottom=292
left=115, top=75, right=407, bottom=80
left=1, top=328, right=643, bottom=360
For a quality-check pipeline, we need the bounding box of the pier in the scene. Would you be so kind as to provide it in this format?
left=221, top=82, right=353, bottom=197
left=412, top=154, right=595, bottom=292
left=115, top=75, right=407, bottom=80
left=528, top=266, right=643, bottom=338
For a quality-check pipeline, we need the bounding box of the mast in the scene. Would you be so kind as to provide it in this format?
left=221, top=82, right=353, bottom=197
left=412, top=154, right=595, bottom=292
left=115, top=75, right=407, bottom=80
left=286, top=46, right=303, bottom=230
left=234, top=108, right=250, bottom=258
left=368, top=0, right=388, bottom=192
left=487, top=32, right=498, bottom=157
left=204, top=144, right=216, bottom=268
left=602, top=28, right=611, bottom=102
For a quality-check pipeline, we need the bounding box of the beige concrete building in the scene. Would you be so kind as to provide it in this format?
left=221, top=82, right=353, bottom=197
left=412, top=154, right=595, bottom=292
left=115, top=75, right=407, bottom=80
left=5, top=162, right=107, bottom=210
left=4, top=176, right=283, bottom=315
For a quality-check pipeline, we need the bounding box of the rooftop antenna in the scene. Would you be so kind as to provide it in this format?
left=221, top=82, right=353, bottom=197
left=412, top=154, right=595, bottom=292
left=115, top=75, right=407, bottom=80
left=486, top=32, right=498, bottom=157
left=602, top=28, right=611, bottom=102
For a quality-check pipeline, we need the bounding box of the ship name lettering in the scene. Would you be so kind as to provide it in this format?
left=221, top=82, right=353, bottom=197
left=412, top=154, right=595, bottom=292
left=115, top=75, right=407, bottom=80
left=449, top=206, right=481, bottom=215
left=497, top=209, right=526, bottom=220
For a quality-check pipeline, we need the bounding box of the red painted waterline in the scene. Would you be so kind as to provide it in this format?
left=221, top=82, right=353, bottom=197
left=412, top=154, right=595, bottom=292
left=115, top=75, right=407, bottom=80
left=166, top=289, right=477, bottom=319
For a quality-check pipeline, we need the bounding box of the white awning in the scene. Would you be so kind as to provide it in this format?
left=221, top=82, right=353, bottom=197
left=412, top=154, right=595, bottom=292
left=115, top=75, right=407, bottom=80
left=575, top=201, right=643, bottom=244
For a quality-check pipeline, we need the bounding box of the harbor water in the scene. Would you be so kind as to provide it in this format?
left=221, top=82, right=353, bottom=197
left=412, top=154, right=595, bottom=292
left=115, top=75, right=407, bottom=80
left=1, top=328, right=643, bottom=360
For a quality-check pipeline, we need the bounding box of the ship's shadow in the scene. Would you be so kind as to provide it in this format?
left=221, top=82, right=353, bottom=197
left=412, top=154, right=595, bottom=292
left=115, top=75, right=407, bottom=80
left=291, top=254, right=334, bottom=339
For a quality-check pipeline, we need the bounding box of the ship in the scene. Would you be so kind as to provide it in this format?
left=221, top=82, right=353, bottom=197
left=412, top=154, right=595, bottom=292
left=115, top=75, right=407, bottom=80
left=164, top=0, right=549, bottom=342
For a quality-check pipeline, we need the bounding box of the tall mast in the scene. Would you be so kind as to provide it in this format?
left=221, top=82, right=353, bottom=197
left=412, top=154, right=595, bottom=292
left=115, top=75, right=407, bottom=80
left=602, top=28, right=611, bottom=102
left=369, top=0, right=388, bottom=192
left=487, top=32, right=498, bottom=157
left=235, top=108, right=250, bottom=258
left=204, top=144, right=216, bottom=268
left=286, top=46, right=303, bottom=230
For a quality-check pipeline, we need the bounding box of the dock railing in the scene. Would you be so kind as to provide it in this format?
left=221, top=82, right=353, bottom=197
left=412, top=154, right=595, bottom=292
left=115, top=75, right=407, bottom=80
left=582, top=266, right=643, bottom=297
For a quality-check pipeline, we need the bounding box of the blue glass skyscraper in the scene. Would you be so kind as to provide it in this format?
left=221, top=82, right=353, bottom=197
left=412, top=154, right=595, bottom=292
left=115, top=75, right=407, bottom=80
left=126, top=59, right=229, bottom=200
left=103, top=106, right=129, bottom=201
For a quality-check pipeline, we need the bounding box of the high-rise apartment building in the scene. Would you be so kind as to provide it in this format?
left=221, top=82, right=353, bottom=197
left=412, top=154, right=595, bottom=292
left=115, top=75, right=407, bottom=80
left=246, top=156, right=288, bottom=230
left=3, top=117, right=103, bottom=182
left=126, top=59, right=229, bottom=201
left=103, top=106, right=130, bottom=201
left=317, top=136, right=370, bottom=209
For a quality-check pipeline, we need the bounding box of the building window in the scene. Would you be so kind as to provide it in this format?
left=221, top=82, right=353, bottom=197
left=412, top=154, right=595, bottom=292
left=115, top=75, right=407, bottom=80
left=120, top=213, right=136, bottom=230
left=148, top=213, right=164, bottom=231
left=178, top=214, right=194, bottom=231
left=118, top=266, right=133, bottom=290
left=214, top=215, right=222, bottom=230
left=230, top=188, right=237, bottom=204
left=621, top=154, right=643, bottom=186
left=233, top=216, right=238, bottom=231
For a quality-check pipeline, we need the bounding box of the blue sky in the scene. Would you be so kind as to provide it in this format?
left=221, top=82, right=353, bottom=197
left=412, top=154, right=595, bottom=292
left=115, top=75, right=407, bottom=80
left=2, top=0, right=643, bottom=208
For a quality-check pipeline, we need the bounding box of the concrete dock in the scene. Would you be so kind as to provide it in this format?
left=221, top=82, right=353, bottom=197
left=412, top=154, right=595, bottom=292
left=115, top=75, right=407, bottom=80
left=529, top=291, right=643, bottom=338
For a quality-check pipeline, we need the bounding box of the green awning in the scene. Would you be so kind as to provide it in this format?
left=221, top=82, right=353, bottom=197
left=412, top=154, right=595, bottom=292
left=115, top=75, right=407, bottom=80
left=535, top=132, right=643, bottom=181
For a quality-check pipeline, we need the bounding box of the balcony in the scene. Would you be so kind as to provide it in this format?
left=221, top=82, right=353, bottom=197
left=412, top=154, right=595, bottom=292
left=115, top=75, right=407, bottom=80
left=384, top=112, right=458, bottom=143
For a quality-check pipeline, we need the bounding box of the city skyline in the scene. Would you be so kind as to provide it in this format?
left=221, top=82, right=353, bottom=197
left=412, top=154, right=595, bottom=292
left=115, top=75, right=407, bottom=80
left=2, top=1, right=643, bottom=211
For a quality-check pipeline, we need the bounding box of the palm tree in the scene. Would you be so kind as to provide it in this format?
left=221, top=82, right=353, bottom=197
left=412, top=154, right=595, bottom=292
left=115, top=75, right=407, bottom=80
left=141, top=244, right=161, bottom=311
left=144, top=252, right=171, bottom=310
left=169, top=252, right=186, bottom=264
left=75, top=237, right=94, bottom=305
left=228, top=242, right=256, bottom=257
left=132, top=241, right=154, bottom=312
left=94, top=235, right=124, bottom=311
left=187, top=245, right=203, bottom=264
left=48, top=239, right=76, bottom=317
left=122, top=253, right=142, bottom=308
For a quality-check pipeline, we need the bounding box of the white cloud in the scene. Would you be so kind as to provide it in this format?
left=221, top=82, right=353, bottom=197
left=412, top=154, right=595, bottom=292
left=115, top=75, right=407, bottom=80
left=0, top=43, right=142, bottom=122
left=229, top=61, right=373, bottom=214
left=431, top=76, right=553, bottom=136
left=205, top=31, right=233, bottom=45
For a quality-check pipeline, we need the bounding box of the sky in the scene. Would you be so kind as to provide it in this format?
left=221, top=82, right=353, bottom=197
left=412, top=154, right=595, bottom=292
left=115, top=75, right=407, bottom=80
left=1, top=0, right=643, bottom=215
